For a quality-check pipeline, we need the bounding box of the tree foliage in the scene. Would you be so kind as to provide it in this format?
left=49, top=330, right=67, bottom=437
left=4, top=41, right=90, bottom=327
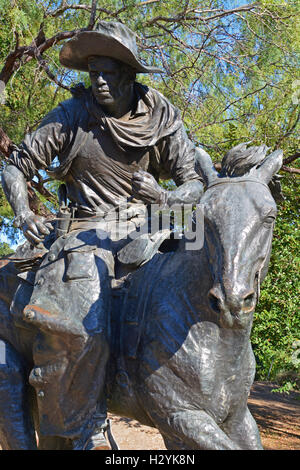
left=252, top=175, right=299, bottom=387
left=0, top=0, right=299, bottom=385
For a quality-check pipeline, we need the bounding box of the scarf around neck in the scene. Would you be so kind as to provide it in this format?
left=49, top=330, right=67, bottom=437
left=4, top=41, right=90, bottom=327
left=84, top=82, right=182, bottom=152
left=47, top=82, right=184, bottom=180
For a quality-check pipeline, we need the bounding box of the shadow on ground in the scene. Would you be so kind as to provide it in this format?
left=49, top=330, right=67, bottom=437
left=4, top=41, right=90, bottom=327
left=108, top=381, right=300, bottom=450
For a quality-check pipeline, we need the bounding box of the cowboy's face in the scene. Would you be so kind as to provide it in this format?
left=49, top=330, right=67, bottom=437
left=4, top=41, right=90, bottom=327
left=88, top=56, right=132, bottom=108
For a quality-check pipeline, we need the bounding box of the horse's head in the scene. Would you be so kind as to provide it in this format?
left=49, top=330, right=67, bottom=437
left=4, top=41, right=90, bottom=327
left=196, top=143, right=283, bottom=330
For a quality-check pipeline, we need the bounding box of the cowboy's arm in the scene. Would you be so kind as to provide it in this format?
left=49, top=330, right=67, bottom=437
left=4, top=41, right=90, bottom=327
left=2, top=106, right=70, bottom=245
left=132, top=124, right=204, bottom=206
left=2, top=165, right=52, bottom=245
left=132, top=171, right=203, bottom=206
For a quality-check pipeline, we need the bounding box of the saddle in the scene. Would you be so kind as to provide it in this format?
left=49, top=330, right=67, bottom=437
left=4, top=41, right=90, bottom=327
left=116, top=228, right=171, bottom=269
left=8, top=215, right=174, bottom=359
left=112, top=229, right=179, bottom=361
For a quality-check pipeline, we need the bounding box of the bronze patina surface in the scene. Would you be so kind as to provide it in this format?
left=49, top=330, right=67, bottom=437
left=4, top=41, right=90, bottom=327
left=0, top=21, right=283, bottom=450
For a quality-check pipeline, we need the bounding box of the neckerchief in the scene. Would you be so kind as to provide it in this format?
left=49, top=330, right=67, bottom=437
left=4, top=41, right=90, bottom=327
left=85, top=83, right=182, bottom=151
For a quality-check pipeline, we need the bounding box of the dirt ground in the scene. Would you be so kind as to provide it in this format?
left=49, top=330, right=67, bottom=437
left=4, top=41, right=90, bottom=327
left=0, top=381, right=298, bottom=451
left=108, top=381, right=300, bottom=451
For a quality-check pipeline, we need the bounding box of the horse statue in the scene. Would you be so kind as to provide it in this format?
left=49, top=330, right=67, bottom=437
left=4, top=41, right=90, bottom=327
left=0, top=144, right=283, bottom=450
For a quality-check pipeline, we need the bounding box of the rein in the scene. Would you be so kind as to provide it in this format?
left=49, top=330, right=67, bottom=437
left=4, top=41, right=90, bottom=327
left=206, top=177, right=271, bottom=192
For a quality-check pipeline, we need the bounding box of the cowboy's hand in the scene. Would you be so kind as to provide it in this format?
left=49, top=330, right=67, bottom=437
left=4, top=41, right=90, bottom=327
left=132, top=170, right=167, bottom=205
left=17, top=211, right=51, bottom=246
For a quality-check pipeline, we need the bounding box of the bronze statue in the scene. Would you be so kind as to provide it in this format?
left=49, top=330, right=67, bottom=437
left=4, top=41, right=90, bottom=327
left=0, top=148, right=282, bottom=450
left=1, top=22, right=204, bottom=450
left=0, top=22, right=283, bottom=451
left=0, top=141, right=283, bottom=450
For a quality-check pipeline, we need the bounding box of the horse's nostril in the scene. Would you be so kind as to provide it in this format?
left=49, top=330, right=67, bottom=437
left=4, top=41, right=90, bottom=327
left=208, top=291, right=222, bottom=313
left=243, top=292, right=255, bottom=310
left=208, top=289, right=256, bottom=315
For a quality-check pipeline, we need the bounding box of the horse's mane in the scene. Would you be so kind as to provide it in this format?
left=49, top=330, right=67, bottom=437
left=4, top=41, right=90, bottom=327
left=220, top=143, right=270, bottom=177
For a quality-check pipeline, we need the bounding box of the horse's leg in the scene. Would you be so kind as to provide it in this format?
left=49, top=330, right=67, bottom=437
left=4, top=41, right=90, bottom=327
left=220, top=405, right=263, bottom=450
left=0, top=260, right=38, bottom=449
left=153, top=409, right=241, bottom=450
left=161, top=434, right=186, bottom=450
left=0, top=340, right=37, bottom=450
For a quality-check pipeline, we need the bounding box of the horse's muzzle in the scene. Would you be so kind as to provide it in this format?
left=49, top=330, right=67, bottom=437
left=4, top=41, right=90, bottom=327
left=208, top=287, right=256, bottom=328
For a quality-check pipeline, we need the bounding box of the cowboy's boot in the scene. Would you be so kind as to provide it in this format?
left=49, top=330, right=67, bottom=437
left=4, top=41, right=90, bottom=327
left=73, top=418, right=119, bottom=450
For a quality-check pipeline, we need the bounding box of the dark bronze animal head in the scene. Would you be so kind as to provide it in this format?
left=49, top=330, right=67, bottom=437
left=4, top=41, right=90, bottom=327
left=196, top=144, right=283, bottom=329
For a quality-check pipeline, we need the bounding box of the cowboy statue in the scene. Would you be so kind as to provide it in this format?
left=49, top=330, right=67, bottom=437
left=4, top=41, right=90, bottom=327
left=2, top=22, right=204, bottom=450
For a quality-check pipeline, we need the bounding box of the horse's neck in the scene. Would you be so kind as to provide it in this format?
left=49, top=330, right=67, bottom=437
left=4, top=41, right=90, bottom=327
left=175, top=237, right=212, bottom=292
left=144, top=242, right=216, bottom=326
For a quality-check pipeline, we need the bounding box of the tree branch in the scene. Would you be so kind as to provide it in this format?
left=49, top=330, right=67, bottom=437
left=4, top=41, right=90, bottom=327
left=34, top=50, right=71, bottom=91
left=31, top=177, right=56, bottom=203
left=276, top=111, right=300, bottom=148
left=0, top=130, right=55, bottom=214
left=280, top=166, right=300, bottom=175
left=0, top=46, right=27, bottom=85
left=27, top=183, right=54, bottom=217
left=194, top=3, right=259, bottom=21
left=47, top=0, right=161, bottom=19
left=146, top=3, right=259, bottom=26
left=37, top=28, right=88, bottom=55
left=47, top=3, right=91, bottom=18
left=0, top=128, right=14, bottom=158
left=191, top=83, right=270, bottom=132
left=140, top=0, right=160, bottom=5
left=88, top=0, right=98, bottom=30
left=283, top=151, right=300, bottom=165
left=0, top=27, right=89, bottom=88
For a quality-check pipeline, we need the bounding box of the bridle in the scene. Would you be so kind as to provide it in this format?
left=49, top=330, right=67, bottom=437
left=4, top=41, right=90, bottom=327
left=204, top=175, right=274, bottom=302
left=206, top=176, right=271, bottom=192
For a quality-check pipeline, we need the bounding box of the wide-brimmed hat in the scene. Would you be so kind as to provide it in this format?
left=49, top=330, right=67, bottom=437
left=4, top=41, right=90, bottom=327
left=59, top=21, right=162, bottom=74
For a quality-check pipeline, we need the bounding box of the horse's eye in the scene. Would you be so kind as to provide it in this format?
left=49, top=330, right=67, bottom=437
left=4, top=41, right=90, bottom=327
left=263, top=216, right=275, bottom=226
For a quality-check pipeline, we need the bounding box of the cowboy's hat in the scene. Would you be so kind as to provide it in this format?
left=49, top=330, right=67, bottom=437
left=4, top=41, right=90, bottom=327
left=59, top=21, right=162, bottom=74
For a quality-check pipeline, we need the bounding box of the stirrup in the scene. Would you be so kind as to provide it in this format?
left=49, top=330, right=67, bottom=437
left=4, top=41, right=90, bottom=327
left=83, top=428, right=110, bottom=451
left=74, top=419, right=119, bottom=451
left=104, top=418, right=119, bottom=450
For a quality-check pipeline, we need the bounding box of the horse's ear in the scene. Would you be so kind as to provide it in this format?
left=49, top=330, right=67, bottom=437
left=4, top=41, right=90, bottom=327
left=195, top=147, right=218, bottom=186
left=256, top=149, right=283, bottom=183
